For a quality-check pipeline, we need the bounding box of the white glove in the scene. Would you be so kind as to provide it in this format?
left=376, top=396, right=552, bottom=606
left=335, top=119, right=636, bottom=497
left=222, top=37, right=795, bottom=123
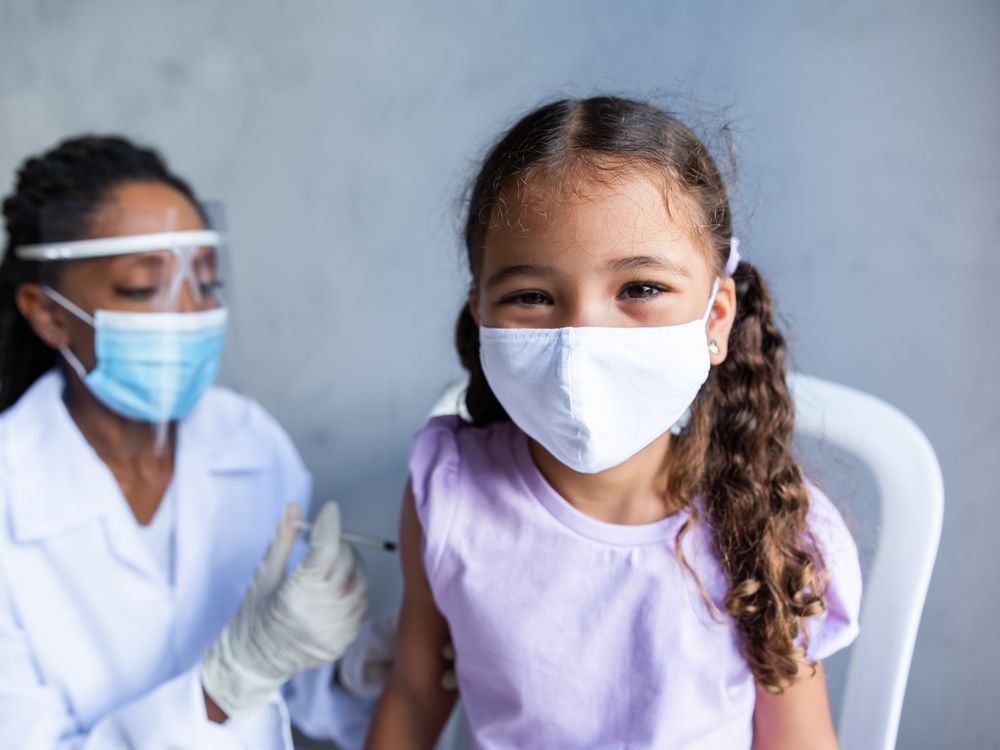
left=336, top=617, right=396, bottom=699
left=336, top=621, right=460, bottom=698
left=201, top=501, right=368, bottom=718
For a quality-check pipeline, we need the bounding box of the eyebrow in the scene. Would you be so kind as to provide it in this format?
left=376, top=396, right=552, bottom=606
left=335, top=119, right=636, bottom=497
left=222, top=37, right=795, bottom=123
left=484, top=263, right=555, bottom=290
left=112, top=253, right=167, bottom=268
left=606, top=255, right=691, bottom=277
left=106, top=252, right=174, bottom=276
left=484, top=254, right=691, bottom=290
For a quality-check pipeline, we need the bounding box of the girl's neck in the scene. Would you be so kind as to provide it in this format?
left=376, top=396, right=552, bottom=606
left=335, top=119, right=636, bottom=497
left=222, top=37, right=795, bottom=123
left=529, top=430, right=679, bottom=525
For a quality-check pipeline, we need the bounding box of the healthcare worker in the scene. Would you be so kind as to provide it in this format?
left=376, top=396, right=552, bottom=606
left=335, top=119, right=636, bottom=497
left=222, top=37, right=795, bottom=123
left=0, top=135, right=390, bottom=749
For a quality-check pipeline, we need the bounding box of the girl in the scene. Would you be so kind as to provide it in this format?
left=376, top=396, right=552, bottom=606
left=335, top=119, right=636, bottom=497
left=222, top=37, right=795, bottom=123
left=366, top=97, right=861, bottom=749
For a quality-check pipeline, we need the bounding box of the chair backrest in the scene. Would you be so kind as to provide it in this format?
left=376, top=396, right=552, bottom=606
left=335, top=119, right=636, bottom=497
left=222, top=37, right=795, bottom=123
left=788, top=373, right=943, bottom=749
left=428, top=373, right=944, bottom=750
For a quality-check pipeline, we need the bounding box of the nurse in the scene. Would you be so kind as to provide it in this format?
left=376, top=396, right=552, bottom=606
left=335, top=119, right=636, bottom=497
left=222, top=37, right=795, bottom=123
left=0, top=135, right=385, bottom=748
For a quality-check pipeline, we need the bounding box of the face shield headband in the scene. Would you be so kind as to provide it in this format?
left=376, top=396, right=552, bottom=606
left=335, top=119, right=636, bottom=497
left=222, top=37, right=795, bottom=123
left=16, top=230, right=224, bottom=308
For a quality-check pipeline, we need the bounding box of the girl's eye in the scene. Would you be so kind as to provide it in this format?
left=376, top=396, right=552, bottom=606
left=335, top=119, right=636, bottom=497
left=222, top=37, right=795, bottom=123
left=501, top=291, right=552, bottom=306
left=619, top=282, right=668, bottom=300
left=113, top=286, right=158, bottom=301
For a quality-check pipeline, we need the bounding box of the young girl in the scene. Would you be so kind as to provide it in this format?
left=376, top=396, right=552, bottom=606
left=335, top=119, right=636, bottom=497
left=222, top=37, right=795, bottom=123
left=366, top=97, right=861, bottom=749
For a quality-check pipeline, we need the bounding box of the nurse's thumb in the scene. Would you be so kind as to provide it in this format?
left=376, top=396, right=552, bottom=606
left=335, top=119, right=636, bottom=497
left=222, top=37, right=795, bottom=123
left=254, top=502, right=303, bottom=596
left=300, top=500, right=344, bottom=579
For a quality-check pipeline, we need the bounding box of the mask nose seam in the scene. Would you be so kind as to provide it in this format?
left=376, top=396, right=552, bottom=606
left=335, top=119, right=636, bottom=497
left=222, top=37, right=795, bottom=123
left=563, top=329, right=586, bottom=466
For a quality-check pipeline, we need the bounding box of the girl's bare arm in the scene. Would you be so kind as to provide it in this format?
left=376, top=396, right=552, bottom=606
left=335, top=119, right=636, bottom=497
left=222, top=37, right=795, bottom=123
left=364, top=481, right=457, bottom=750
left=752, top=661, right=839, bottom=750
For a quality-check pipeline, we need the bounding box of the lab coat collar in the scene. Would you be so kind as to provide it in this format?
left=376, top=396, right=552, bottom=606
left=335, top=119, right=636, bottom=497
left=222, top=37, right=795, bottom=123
left=3, top=371, right=118, bottom=542
left=4, top=370, right=272, bottom=543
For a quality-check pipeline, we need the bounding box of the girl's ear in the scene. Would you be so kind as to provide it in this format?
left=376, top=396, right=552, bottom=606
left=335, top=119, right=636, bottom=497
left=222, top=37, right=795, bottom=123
left=706, top=276, right=737, bottom=366
left=14, top=283, right=71, bottom=349
left=467, top=289, right=482, bottom=327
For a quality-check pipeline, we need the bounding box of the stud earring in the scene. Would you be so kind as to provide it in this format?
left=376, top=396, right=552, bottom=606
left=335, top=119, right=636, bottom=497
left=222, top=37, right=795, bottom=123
left=708, top=340, right=720, bottom=355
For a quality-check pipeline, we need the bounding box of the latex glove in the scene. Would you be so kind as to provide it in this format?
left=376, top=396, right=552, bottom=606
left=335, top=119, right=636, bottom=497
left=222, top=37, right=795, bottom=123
left=336, top=617, right=396, bottom=699
left=202, top=501, right=368, bottom=718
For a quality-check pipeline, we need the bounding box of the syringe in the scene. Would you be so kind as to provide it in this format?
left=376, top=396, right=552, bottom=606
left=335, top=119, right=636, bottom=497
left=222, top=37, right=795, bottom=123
left=294, top=520, right=397, bottom=553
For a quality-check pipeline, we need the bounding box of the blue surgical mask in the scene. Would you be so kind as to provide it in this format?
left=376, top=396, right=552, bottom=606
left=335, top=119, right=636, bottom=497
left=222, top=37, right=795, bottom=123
left=44, top=287, right=227, bottom=423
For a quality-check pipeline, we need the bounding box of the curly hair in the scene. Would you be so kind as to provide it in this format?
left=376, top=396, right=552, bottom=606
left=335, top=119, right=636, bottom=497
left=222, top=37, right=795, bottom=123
left=454, top=96, right=826, bottom=692
left=0, top=135, right=199, bottom=411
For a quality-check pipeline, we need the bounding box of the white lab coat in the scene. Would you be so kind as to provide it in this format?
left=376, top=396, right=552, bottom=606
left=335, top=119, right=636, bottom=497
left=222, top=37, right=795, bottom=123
left=0, top=370, right=373, bottom=749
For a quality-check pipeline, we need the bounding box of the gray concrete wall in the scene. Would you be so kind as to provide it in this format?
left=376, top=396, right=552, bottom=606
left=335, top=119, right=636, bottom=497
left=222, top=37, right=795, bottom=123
left=1, top=1, right=996, bottom=746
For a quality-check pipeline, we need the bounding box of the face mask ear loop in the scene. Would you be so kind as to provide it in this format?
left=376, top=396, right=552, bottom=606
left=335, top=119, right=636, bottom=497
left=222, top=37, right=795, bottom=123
left=701, top=236, right=740, bottom=332
left=42, top=286, right=95, bottom=327
left=40, top=286, right=95, bottom=378
left=701, top=277, right=721, bottom=325
left=58, top=344, right=89, bottom=380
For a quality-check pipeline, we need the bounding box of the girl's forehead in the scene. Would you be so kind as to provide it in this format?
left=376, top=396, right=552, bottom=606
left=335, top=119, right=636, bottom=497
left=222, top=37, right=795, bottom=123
left=483, top=168, right=712, bottom=272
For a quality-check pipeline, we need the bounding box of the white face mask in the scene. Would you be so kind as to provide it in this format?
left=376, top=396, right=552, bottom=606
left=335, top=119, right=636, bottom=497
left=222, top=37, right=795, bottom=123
left=479, top=279, right=720, bottom=474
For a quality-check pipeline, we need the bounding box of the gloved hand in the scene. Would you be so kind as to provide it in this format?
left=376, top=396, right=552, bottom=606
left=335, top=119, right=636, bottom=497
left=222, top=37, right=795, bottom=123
left=336, top=620, right=459, bottom=699
left=201, top=501, right=368, bottom=718
left=336, top=617, right=397, bottom=699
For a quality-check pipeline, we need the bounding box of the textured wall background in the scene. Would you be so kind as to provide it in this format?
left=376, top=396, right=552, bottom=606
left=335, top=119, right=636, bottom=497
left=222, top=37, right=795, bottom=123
left=1, top=1, right=996, bottom=746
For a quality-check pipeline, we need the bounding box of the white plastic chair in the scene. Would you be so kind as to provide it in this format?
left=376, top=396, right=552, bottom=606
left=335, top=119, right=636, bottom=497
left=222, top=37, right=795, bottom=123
left=789, top=372, right=943, bottom=749
left=428, top=373, right=944, bottom=750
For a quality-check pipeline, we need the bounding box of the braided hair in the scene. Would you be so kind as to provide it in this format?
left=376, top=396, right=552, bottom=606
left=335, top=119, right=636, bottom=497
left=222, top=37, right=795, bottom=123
left=0, top=135, right=198, bottom=411
left=455, top=96, right=826, bottom=692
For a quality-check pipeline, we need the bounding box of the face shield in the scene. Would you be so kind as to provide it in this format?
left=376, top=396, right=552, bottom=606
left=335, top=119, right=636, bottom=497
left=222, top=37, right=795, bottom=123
left=18, top=201, right=228, bottom=311
left=15, top=201, right=238, bottom=447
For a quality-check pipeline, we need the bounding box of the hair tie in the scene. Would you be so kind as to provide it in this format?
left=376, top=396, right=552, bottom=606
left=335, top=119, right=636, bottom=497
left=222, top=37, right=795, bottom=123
left=724, top=237, right=741, bottom=276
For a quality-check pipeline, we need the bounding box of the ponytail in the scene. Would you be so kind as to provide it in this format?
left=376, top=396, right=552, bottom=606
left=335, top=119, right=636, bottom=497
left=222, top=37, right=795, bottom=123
left=0, top=254, right=57, bottom=411
left=454, top=303, right=507, bottom=426
left=669, top=260, right=826, bottom=691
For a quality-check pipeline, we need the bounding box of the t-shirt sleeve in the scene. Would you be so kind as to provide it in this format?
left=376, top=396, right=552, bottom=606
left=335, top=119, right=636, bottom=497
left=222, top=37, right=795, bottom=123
left=407, top=415, right=462, bottom=584
left=803, top=481, right=863, bottom=661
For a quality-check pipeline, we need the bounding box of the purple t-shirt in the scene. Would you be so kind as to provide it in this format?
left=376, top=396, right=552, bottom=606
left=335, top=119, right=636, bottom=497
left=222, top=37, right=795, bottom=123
left=410, top=415, right=861, bottom=750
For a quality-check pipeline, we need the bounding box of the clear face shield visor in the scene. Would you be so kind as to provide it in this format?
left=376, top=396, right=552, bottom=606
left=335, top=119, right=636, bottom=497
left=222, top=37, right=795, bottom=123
left=15, top=201, right=237, bottom=446
left=17, top=201, right=228, bottom=313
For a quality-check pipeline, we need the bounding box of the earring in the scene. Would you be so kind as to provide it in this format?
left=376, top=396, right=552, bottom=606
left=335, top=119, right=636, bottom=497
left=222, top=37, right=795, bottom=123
left=708, top=340, right=720, bottom=355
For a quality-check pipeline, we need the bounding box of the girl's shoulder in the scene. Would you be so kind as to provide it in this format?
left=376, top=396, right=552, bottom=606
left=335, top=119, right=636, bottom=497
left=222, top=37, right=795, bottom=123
left=801, top=479, right=864, bottom=660
left=803, top=480, right=862, bottom=583
left=408, top=414, right=521, bottom=488
left=804, top=480, right=858, bottom=559
left=407, top=415, right=525, bottom=580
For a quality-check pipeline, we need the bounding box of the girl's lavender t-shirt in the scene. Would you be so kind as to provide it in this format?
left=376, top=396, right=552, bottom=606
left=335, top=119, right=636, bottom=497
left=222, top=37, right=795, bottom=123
left=410, top=415, right=861, bottom=750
